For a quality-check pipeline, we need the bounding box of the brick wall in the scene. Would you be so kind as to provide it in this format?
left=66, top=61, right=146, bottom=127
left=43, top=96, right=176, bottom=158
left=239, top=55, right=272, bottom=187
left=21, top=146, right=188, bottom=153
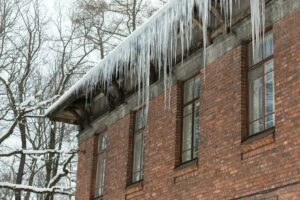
left=75, top=9, right=300, bottom=200
left=76, top=136, right=98, bottom=200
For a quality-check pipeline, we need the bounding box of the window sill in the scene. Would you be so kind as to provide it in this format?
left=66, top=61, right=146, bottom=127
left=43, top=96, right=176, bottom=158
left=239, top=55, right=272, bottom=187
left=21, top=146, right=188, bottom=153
left=174, top=159, right=198, bottom=171
left=93, top=195, right=103, bottom=200
left=242, top=127, right=275, bottom=144
left=174, top=159, right=198, bottom=184
left=125, top=180, right=143, bottom=195
left=241, top=127, right=275, bottom=160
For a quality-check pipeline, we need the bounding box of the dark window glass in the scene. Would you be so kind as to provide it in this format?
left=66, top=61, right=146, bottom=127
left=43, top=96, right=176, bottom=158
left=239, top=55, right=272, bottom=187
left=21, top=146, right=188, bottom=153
left=132, top=109, right=146, bottom=183
left=96, top=134, right=107, bottom=197
left=248, top=32, right=275, bottom=136
left=181, top=76, right=200, bottom=163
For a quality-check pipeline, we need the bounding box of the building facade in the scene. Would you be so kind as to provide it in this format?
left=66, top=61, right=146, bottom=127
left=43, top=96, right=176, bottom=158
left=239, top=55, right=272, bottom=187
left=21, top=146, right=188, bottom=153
left=47, top=1, right=300, bottom=199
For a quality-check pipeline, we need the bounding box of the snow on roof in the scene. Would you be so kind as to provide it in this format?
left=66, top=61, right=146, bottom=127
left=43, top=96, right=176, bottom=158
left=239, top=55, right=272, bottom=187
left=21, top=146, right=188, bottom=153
left=45, top=0, right=265, bottom=118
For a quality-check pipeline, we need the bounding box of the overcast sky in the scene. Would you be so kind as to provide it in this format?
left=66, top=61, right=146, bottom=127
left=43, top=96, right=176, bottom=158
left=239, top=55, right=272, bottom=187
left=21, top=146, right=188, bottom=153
left=43, top=0, right=165, bottom=21
left=43, top=0, right=74, bottom=17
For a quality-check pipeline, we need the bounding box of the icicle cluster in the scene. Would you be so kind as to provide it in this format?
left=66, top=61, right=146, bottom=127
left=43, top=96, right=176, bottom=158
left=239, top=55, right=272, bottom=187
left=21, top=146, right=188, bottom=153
left=46, top=0, right=265, bottom=120
left=250, top=0, right=265, bottom=58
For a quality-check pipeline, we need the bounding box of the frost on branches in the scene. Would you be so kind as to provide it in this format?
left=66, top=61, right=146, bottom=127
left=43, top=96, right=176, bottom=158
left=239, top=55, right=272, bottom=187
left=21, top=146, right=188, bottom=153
left=0, top=96, right=76, bottom=199
left=0, top=149, right=77, bottom=198
left=0, top=96, right=58, bottom=144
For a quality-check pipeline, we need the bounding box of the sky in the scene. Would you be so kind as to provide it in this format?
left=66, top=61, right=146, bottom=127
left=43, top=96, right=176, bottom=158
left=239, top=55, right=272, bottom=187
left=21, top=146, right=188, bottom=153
left=42, top=0, right=164, bottom=20
left=42, top=0, right=75, bottom=18
left=39, top=0, right=166, bottom=71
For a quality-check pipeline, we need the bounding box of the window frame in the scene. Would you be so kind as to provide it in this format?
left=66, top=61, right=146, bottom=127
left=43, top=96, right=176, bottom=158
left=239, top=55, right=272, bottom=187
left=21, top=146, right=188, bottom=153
left=95, top=133, right=107, bottom=198
left=130, top=108, right=146, bottom=184
left=180, top=74, right=200, bottom=165
left=247, top=31, right=275, bottom=138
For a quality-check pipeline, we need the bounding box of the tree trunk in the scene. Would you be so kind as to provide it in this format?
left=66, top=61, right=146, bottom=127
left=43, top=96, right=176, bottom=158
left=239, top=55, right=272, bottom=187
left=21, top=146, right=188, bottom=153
left=45, top=122, right=57, bottom=200
left=15, top=120, right=27, bottom=200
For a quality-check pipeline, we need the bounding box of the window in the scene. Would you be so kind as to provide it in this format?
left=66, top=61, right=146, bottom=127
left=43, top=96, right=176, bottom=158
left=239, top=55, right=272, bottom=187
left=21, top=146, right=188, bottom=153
left=181, top=75, right=200, bottom=163
left=248, top=33, right=275, bottom=136
left=95, top=134, right=107, bottom=197
left=132, top=109, right=146, bottom=183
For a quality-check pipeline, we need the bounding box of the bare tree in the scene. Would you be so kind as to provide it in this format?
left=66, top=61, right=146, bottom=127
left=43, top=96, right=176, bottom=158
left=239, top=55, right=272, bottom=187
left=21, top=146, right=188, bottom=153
left=0, top=0, right=161, bottom=199
left=72, top=0, right=155, bottom=59
left=0, top=0, right=92, bottom=199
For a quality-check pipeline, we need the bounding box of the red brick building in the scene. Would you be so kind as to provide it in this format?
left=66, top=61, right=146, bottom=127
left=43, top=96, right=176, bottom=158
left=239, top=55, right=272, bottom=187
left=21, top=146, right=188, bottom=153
left=47, top=0, right=300, bottom=199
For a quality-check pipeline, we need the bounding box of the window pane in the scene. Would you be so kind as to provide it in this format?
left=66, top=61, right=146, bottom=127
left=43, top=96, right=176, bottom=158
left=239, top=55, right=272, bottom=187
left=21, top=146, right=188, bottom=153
left=252, top=44, right=263, bottom=65
left=182, top=150, right=192, bottom=163
left=184, top=79, right=194, bottom=103
left=265, top=60, right=275, bottom=129
left=99, top=135, right=107, bottom=152
left=140, top=135, right=144, bottom=178
left=194, top=76, right=200, bottom=98
left=183, top=104, right=193, bottom=116
left=249, top=67, right=263, bottom=122
left=96, top=153, right=105, bottom=196
left=266, top=113, right=275, bottom=129
left=99, top=154, right=105, bottom=185
left=135, top=109, right=146, bottom=130
left=182, top=115, right=192, bottom=152
left=264, top=33, right=273, bottom=58
left=133, top=133, right=142, bottom=171
left=133, top=172, right=142, bottom=183
left=265, top=59, right=274, bottom=73
left=250, top=119, right=263, bottom=135
left=132, top=132, right=144, bottom=182
left=193, top=100, right=200, bottom=159
left=265, top=71, right=274, bottom=115
left=96, top=134, right=106, bottom=196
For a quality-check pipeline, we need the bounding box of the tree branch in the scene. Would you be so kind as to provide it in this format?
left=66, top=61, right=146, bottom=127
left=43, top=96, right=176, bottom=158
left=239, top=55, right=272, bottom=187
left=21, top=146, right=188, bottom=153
left=0, top=182, right=73, bottom=196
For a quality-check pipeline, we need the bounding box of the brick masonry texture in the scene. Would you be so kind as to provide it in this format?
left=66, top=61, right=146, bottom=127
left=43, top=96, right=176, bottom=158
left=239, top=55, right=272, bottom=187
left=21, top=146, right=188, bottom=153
left=75, top=10, right=300, bottom=200
left=76, top=135, right=97, bottom=200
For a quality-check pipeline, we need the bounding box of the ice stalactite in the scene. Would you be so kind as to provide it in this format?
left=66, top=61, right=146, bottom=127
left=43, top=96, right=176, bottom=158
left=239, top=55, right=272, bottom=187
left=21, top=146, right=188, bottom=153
left=250, top=0, right=265, bottom=60
left=46, top=0, right=266, bottom=121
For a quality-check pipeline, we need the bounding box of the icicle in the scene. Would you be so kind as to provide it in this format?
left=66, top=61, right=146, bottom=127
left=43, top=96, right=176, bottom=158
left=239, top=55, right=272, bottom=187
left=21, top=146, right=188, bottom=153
left=250, top=0, right=265, bottom=59
left=46, top=0, right=266, bottom=124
